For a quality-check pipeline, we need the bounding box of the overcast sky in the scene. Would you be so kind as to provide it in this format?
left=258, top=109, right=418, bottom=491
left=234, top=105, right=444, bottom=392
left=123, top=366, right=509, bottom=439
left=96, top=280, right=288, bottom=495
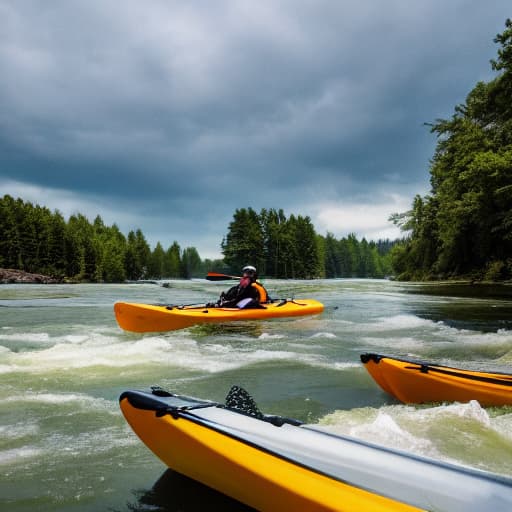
left=1, top=1, right=510, bottom=258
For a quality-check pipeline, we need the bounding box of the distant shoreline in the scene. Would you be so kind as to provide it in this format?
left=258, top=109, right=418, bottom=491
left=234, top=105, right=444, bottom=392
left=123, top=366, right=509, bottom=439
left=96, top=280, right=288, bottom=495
left=1, top=268, right=511, bottom=291
left=396, top=279, right=512, bottom=299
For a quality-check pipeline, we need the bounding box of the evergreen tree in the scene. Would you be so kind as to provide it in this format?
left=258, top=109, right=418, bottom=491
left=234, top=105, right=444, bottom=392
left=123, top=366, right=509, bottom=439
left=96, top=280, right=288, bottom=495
left=125, top=231, right=140, bottom=280
left=125, top=229, right=151, bottom=280
left=261, top=208, right=289, bottom=278
left=65, top=214, right=97, bottom=280
left=18, top=201, right=38, bottom=272
left=391, top=19, right=512, bottom=280
left=149, top=242, right=166, bottom=279
left=323, top=232, right=340, bottom=277
left=0, top=195, right=19, bottom=267
left=101, top=239, right=126, bottom=282
left=315, top=234, right=326, bottom=278
left=165, top=242, right=181, bottom=277
left=293, top=215, right=320, bottom=278
left=222, top=208, right=265, bottom=273
left=64, top=216, right=84, bottom=278
left=46, top=211, right=67, bottom=276
left=181, top=247, right=201, bottom=278
left=91, top=222, right=127, bottom=282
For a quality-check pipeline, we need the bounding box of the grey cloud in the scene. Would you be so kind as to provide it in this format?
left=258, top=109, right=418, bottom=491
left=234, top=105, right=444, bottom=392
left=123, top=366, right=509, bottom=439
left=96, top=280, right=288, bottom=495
left=0, top=1, right=510, bottom=256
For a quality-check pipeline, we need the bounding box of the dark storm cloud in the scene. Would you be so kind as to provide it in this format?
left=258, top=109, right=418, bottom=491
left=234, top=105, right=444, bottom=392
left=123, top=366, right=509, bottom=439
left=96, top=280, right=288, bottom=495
left=1, top=0, right=510, bottom=256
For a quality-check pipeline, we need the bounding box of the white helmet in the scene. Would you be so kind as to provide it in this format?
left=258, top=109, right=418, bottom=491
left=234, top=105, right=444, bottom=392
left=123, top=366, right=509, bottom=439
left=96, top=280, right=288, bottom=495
left=242, top=265, right=257, bottom=276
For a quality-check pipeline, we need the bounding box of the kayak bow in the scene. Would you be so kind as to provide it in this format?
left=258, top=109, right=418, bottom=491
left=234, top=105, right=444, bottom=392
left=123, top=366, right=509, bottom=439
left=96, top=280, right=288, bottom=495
left=120, top=386, right=512, bottom=511
left=361, top=352, right=512, bottom=406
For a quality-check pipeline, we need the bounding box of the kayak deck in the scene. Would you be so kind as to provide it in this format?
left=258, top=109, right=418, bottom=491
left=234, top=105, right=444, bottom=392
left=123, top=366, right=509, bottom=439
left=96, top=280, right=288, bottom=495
left=361, top=352, right=512, bottom=406
left=114, top=299, right=324, bottom=333
left=120, top=386, right=512, bottom=511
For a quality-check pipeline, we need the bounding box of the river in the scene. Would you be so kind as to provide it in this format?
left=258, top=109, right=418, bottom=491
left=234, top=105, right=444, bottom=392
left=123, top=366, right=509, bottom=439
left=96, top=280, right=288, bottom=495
left=1, top=279, right=512, bottom=511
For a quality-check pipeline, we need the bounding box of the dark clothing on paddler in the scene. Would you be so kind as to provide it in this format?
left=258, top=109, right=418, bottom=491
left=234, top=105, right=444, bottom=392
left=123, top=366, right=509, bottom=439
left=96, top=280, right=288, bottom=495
left=208, top=266, right=269, bottom=309
left=217, top=277, right=261, bottom=308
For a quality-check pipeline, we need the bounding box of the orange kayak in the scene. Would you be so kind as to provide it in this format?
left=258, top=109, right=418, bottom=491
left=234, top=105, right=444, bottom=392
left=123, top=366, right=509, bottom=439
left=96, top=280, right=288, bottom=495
left=361, top=353, right=512, bottom=406
left=120, top=386, right=512, bottom=511
left=114, top=299, right=324, bottom=333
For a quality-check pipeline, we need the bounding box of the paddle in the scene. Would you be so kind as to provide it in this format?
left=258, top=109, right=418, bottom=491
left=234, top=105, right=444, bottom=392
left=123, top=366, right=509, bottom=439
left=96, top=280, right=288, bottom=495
left=206, top=272, right=241, bottom=281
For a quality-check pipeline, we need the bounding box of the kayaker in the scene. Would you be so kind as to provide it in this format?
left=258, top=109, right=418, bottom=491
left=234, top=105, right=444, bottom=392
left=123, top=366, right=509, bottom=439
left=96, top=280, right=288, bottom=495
left=209, top=266, right=269, bottom=308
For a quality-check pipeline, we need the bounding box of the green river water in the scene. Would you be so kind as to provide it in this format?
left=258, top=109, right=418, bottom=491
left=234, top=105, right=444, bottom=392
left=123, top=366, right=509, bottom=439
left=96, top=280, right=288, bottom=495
left=1, top=279, right=512, bottom=511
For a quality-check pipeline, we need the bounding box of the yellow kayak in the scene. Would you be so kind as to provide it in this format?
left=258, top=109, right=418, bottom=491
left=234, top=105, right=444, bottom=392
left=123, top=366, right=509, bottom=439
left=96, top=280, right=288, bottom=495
left=361, top=353, right=512, bottom=406
left=114, top=299, right=324, bottom=333
left=120, top=386, right=512, bottom=511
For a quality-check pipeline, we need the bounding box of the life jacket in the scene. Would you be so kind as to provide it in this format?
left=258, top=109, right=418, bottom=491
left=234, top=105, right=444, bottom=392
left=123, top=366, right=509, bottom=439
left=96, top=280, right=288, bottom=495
left=251, top=281, right=269, bottom=303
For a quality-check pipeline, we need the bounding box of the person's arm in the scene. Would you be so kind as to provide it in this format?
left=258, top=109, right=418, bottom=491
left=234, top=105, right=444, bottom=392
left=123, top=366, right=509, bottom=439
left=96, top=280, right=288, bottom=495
left=217, top=285, right=240, bottom=307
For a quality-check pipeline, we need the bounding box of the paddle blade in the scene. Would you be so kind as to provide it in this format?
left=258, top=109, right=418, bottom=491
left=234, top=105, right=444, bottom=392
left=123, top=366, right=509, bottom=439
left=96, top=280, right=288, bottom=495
left=206, top=272, right=240, bottom=281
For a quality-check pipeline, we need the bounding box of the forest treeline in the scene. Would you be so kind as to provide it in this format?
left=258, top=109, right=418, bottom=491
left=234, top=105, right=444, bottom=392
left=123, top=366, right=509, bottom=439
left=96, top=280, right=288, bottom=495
left=0, top=196, right=394, bottom=282
left=389, top=19, right=512, bottom=281
left=222, top=207, right=393, bottom=279
left=0, top=195, right=216, bottom=282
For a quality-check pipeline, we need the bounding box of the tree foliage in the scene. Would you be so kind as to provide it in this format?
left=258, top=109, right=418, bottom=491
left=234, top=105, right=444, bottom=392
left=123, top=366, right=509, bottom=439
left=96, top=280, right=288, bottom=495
left=390, top=19, right=512, bottom=281
left=0, top=195, right=222, bottom=282
left=1, top=199, right=395, bottom=282
left=221, top=208, right=393, bottom=278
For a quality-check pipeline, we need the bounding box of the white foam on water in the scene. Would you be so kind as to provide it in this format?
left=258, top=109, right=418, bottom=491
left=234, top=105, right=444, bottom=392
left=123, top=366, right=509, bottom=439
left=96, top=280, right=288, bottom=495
left=421, top=399, right=491, bottom=426
left=63, top=334, right=89, bottom=344
left=2, top=391, right=117, bottom=412
left=318, top=401, right=494, bottom=437
left=357, top=315, right=512, bottom=356
left=245, top=349, right=319, bottom=364
left=0, top=332, right=51, bottom=342
left=336, top=314, right=443, bottom=339
left=0, top=325, right=330, bottom=375
left=0, top=333, right=178, bottom=372
left=258, top=332, right=286, bottom=340
left=315, top=400, right=512, bottom=474
left=2, top=313, right=509, bottom=393
left=334, top=319, right=355, bottom=325
left=171, top=346, right=323, bottom=373
left=0, top=446, right=44, bottom=465
left=164, top=344, right=325, bottom=374
left=491, top=411, right=512, bottom=441
left=348, top=410, right=436, bottom=455
left=332, top=361, right=362, bottom=370
left=0, top=422, right=39, bottom=439
left=169, top=337, right=302, bottom=371
left=0, top=425, right=138, bottom=468
left=43, top=425, right=139, bottom=458
left=360, top=336, right=429, bottom=349
left=370, top=314, right=437, bottom=331
left=432, top=325, right=512, bottom=344
left=200, top=343, right=232, bottom=354
left=497, top=348, right=512, bottom=364
left=287, top=342, right=322, bottom=350
left=311, top=332, right=337, bottom=339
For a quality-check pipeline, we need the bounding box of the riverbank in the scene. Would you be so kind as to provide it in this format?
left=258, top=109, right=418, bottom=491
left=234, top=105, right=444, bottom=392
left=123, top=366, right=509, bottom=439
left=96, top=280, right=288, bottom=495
left=0, top=268, right=62, bottom=284
left=399, top=280, right=512, bottom=299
